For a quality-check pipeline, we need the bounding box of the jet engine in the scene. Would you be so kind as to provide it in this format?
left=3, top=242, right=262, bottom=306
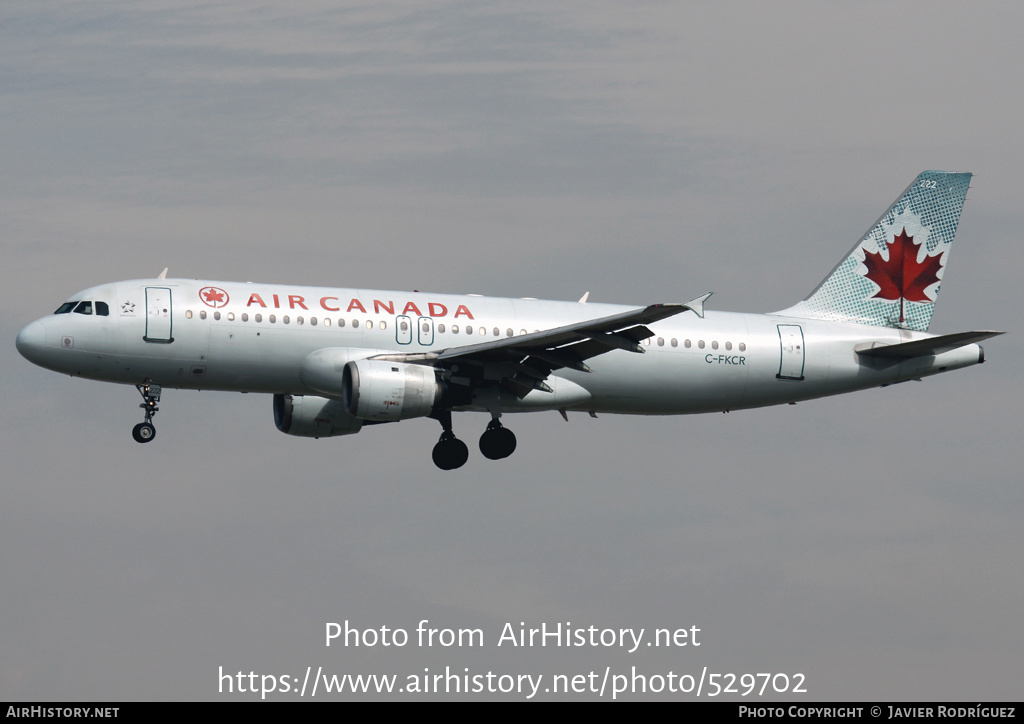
left=342, top=359, right=441, bottom=422
left=273, top=393, right=363, bottom=438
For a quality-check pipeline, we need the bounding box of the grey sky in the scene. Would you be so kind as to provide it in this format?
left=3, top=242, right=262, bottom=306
left=3, top=1, right=1021, bottom=700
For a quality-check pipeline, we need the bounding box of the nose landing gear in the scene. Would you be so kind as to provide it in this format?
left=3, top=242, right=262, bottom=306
left=132, top=382, right=161, bottom=443
left=132, top=422, right=155, bottom=443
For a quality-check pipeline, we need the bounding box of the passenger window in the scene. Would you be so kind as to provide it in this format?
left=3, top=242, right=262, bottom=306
left=95, top=302, right=109, bottom=316
left=214, top=312, right=221, bottom=321
left=255, top=314, right=262, bottom=323
left=698, top=340, right=705, bottom=349
left=338, top=318, right=345, bottom=327
left=671, top=338, right=678, bottom=347
left=493, top=327, right=499, bottom=336
left=739, top=342, right=746, bottom=351
left=367, top=320, right=373, bottom=330
left=200, top=310, right=207, bottom=320
left=379, top=320, right=386, bottom=330
left=74, top=301, right=93, bottom=315
left=438, top=323, right=446, bottom=333
left=310, top=317, right=317, bottom=326
left=269, top=315, right=276, bottom=323
left=657, top=337, right=664, bottom=346
left=506, top=328, right=513, bottom=337
left=186, top=310, right=193, bottom=320
left=324, top=318, right=331, bottom=327
left=297, top=317, right=304, bottom=325
left=452, top=325, right=459, bottom=334
left=241, top=313, right=248, bottom=322
left=466, top=326, right=473, bottom=335
left=725, top=341, right=732, bottom=351
left=352, top=320, right=359, bottom=328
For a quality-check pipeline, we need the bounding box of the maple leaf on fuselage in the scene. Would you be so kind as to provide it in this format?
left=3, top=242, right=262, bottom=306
left=202, top=288, right=225, bottom=304
left=862, top=229, right=943, bottom=322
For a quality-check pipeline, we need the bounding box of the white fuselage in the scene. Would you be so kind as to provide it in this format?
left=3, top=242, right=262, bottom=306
left=16, top=278, right=984, bottom=416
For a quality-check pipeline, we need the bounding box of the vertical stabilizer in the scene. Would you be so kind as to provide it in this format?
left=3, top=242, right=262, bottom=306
left=776, top=171, right=971, bottom=331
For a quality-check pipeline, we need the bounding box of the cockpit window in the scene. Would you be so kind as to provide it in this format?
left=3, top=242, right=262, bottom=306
left=54, top=299, right=109, bottom=316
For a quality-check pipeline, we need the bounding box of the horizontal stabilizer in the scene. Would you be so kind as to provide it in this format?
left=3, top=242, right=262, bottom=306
left=855, top=331, right=1003, bottom=359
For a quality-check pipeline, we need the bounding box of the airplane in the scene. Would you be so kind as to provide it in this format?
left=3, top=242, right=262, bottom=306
left=16, top=171, right=1002, bottom=470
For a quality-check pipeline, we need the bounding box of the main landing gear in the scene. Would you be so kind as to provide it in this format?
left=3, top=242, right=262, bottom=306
left=431, top=410, right=468, bottom=470
left=430, top=412, right=517, bottom=470
left=432, top=429, right=469, bottom=471
left=132, top=382, right=162, bottom=443
left=479, top=418, right=516, bottom=460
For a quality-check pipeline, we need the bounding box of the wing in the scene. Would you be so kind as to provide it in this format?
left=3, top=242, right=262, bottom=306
left=372, top=293, right=711, bottom=398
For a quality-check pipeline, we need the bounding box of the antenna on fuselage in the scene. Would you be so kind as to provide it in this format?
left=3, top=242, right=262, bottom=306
left=157, top=268, right=168, bottom=280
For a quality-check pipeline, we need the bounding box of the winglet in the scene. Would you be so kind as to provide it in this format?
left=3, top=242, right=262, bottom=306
left=682, top=292, right=712, bottom=319
left=157, top=268, right=168, bottom=280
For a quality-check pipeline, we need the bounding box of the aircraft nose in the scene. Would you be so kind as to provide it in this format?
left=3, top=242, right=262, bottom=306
left=16, top=320, right=47, bottom=363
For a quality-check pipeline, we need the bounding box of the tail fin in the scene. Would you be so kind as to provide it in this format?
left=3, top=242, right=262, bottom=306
left=776, top=171, right=971, bottom=331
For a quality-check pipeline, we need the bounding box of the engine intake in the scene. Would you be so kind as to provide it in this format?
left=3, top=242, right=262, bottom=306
left=342, top=359, right=440, bottom=421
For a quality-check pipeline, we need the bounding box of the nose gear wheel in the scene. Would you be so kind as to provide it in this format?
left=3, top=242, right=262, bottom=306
left=132, top=382, right=162, bottom=444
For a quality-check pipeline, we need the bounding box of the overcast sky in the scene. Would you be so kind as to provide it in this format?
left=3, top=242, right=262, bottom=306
left=3, top=1, right=1021, bottom=700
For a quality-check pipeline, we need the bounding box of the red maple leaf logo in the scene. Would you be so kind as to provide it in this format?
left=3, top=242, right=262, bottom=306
left=199, top=286, right=229, bottom=308
left=862, top=229, right=943, bottom=323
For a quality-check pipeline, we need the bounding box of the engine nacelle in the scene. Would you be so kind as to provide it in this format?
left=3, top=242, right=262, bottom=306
left=273, top=393, right=363, bottom=438
left=299, top=347, right=391, bottom=398
left=342, top=359, right=441, bottom=422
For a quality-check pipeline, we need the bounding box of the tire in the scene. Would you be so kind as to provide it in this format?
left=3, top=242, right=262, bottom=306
left=479, top=426, right=516, bottom=460
left=432, top=437, right=468, bottom=470
left=132, top=422, right=156, bottom=443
